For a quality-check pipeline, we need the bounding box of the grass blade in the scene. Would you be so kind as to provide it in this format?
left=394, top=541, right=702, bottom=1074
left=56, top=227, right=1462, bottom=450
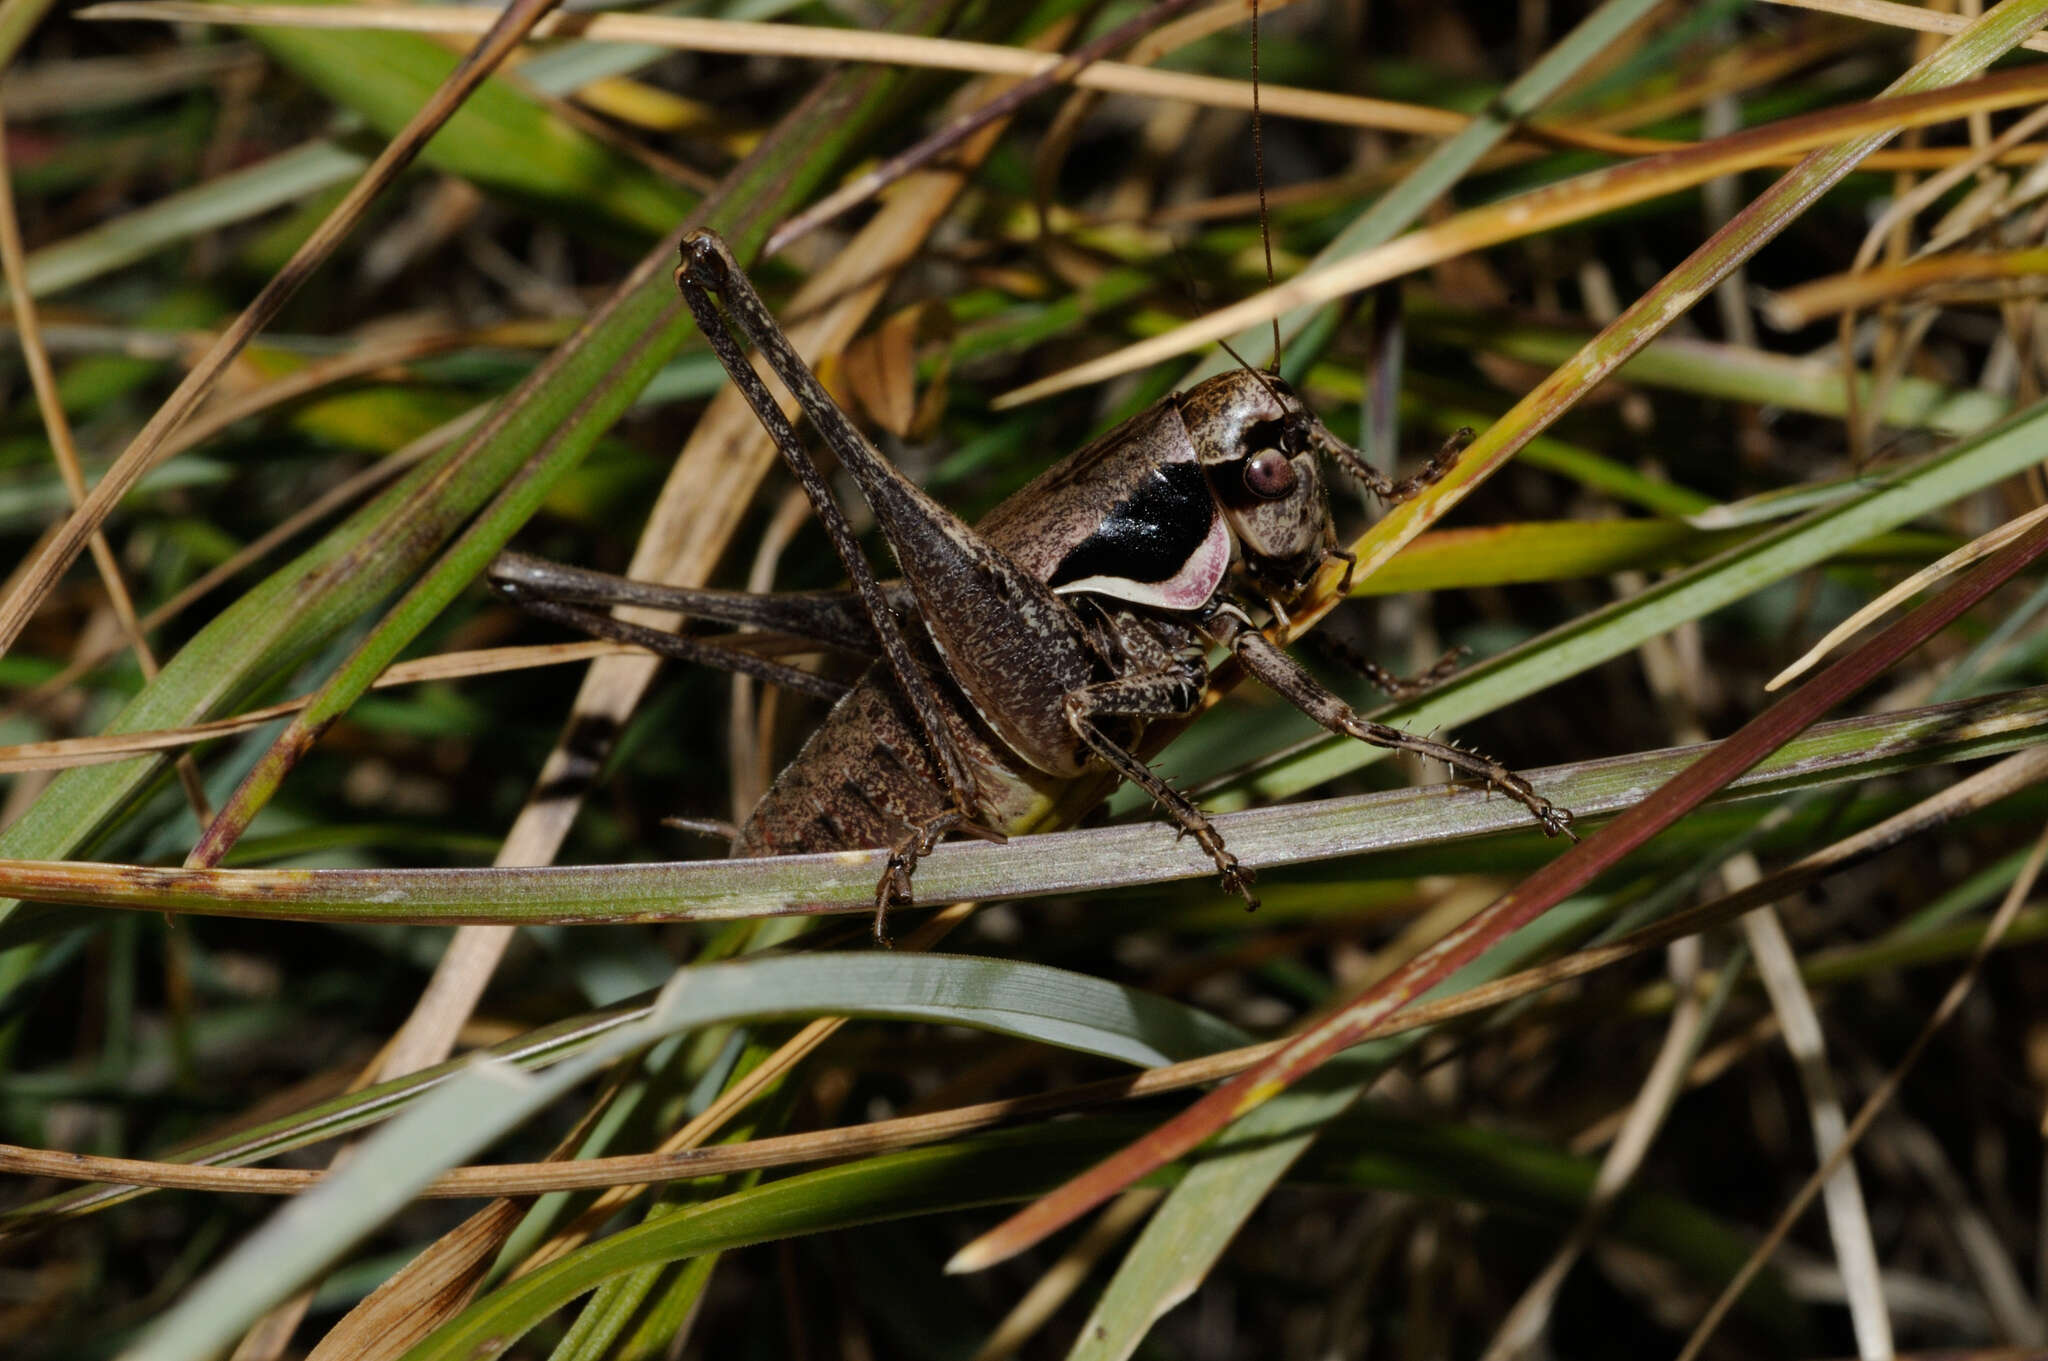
left=3, top=683, right=2043, bottom=923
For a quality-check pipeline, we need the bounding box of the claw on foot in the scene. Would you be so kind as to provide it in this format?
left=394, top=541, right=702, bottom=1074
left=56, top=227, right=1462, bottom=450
left=1220, top=859, right=1261, bottom=912
left=872, top=856, right=916, bottom=947
left=872, top=810, right=987, bottom=947
left=1481, top=769, right=1575, bottom=844
left=1329, top=546, right=1358, bottom=596
left=1192, top=826, right=1259, bottom=911
left=1537, top=803, right=1578, bottom=842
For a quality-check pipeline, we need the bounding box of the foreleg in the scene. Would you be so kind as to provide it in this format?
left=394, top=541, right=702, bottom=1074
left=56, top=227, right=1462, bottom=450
left=1315, top=426, right=1471, bottom=505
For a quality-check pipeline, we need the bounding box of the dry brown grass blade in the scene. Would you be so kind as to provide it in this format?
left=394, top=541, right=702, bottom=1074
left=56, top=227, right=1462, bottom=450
left=0, top=641, right=647, bottom=773
left=1767, top=245, right=2048, bottom=325
left=1770, top=504, right=2048, bottom=692
left=765, top=0, right=1200, bottom=255
left=0, top=103, right=214, bottom=819
left=302, top=1201, right=524, bottom=1361
left=1766, top=0, right=2048, bottom=52
left=81, top=1, right=1497, bottom=138
left=996, top=63, right=2048, bottom=406
left=0, top=111, right=155, bottom=694
left=0, top=0, right=568, bottom=660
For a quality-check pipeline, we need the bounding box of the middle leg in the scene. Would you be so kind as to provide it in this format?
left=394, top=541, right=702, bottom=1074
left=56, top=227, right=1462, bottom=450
left=1217, top=617, right=1575, bottom=840
left=1061, top=646, right=1258, bottom=905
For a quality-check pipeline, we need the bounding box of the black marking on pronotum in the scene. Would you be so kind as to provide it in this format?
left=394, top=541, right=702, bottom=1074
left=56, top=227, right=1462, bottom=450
left=1048, top=462, right=1215, bottom=590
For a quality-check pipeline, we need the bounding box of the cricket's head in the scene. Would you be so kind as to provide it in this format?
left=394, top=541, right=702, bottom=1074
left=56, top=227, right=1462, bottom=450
left=1180, top=369, right=1332, bottom=596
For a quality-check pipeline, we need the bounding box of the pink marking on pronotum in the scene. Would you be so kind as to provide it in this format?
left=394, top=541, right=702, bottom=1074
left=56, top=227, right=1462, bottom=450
left=1051, top=511, right=1232, bottom=612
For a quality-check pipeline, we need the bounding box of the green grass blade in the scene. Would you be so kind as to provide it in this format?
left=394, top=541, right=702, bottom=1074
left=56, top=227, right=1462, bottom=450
left=24, top=141, right=367, bottom=296
left=1350, top=519, right=1951, bottom=595
left=230, top=0, right=692, bottom=243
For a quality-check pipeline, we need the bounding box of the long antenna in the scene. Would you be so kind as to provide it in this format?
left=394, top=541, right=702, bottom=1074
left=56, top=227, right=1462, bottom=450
left=1250, top=0, right=1280, bottom=373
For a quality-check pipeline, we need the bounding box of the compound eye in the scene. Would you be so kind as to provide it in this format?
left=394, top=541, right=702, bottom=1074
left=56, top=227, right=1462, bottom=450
left=1244, top=448, right=1297, bottom=500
